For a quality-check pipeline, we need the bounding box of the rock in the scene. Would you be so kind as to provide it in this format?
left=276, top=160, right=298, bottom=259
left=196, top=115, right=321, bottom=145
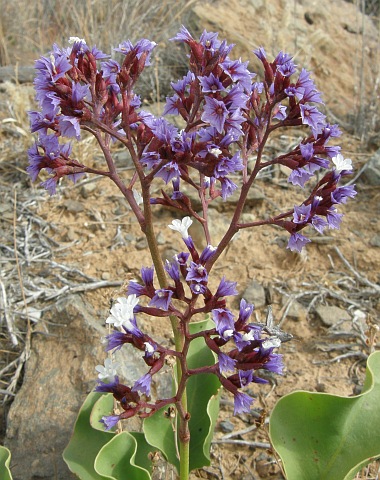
left=242, top=280, right=266, bottom=309
left=4, top=295, right=156, bottom=480
left=360, top=149, right=380, bottom=185
left=63, top=199, right=85, bottom=213
left=281, top=296, right=308, bottom=322
left=136, top=237, right=148, bottom=250
left=80, top=181, right=98, bottom=199
left=370, top=234, right=380, bottom=248
left=219, top=420, right=234, bottom=433
left=315, top=305, right=351, bottom=326
left=5, top=296, right=105, bottom=480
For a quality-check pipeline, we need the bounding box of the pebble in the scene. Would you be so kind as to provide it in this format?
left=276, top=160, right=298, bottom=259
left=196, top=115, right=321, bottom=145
left=370, top=234, right=380, bottom=248
left=80, top=182, right=97, bottom=199
left=136, top=238, right=148, bottom=250
left=219, top=420, right=234, bottom=433
left=242, top=280, right=266, bottom=309
left=63, top=199, right=85, bottom=213
left=281, top=296, right=307, bottom=322
left=315, top=305, right=351, bottom=327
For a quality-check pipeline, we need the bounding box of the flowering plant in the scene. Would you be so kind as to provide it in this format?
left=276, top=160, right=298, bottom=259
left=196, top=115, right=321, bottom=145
left=25, top=26, right=358, bottom=479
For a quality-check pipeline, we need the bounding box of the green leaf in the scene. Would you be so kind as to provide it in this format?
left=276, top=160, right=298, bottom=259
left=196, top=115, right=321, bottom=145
left=269, top=350, right=380, bottom=480
left=0, top=446, right=13, bottom=480
left=186, top=319, right=221, bottom=471
left=94, top=432, right=154, bottom=479
left=90, top=393, right=116, bottom=432
left=63, top=392, right=115, bottom=480
left=143, top=318, right=221, bottom=473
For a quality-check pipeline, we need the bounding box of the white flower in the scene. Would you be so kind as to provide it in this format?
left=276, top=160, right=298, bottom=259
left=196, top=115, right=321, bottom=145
left=242, top=330, right=256, bottom=342
left=210, top=147, right=222, bottom=156
left=332, top=154, right=353, bottom=173
left=144, top=342, right=155, bottom=354
left=68, top=36, right=87, bottom=45
left=106, top=295, right=139, bottom=328
left=95, top=358, right=119, bottom=382
left=222, top=329, right=234, bottom=339
left=168, top=216, right=193, bottom=239
left=133, top=189, right=143, bottom=205
left=262, top=337, right=282, bottom=350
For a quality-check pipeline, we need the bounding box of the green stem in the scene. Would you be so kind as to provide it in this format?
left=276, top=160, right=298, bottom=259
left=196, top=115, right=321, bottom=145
left=140, top=179, right=190, bottom=479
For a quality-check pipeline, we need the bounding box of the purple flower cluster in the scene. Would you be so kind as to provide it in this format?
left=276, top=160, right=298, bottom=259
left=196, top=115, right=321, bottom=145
left=27, top=27, right=356, bottom=430
left=28, top=27, right=355, bottom=252
left=97, top=221, right=283, bottom=426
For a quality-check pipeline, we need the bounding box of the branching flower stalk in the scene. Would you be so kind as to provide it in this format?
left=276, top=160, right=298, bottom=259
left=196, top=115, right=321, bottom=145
left=27, top=27, right=356, bottom=479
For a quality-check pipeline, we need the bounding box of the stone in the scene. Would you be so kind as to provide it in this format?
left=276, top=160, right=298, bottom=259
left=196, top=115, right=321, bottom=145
left=80, top=181, right=98, bottom=199
left=242, top=280, right=266, bottom=309
left=136, top=237, right=148, bottom=250
left=370, top=234, right=380, bottom=248
left=4, top=295, right=155, bottom=480
left=315, top=305, right=351, bottom=327
left=281, top=296, right=308, bottom=322
left=360, top=149, right=380, bottom=186
left=5, top=296, right=105, bottom=479
left=219, top=420, right=234, bottom=433
left=63, top=199, right=85, bottom=213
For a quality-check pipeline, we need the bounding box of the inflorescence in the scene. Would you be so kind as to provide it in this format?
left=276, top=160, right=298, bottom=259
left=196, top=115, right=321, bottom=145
left=27, top=26, right=356, bottom=428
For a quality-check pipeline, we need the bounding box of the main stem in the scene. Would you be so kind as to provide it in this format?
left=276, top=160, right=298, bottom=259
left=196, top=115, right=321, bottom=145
left=140, top=179, right=190, bottom=480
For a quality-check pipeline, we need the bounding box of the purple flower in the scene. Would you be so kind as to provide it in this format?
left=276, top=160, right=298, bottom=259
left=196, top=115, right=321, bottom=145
left=287, top=232, right=311, bottom=252
left=311, top=215, right=328, bottom=234
left=198, top=73, right=225, bottom=93
left=58, top=116, right=81, bottom=139
left=170, top=25, right=194, bottom=43
left=100, top=415, right=120, bottom=431
left=253, top=47, right=267, bottom=62
left=220, top=177, right=238, bottom=199
left=221, top=58, right=254, bottom=90
left=165, top=259, right=180, bottom=282
left=238, top=370, right=253, bottom=387
left=35, top=52, right=72, bottom=83
left=40, top=177, right=58, bottom=195
left=199, top=30, right=220, bottom=50
left=190, top=283, right=207, bottom=295
left=234, top=391, right=254, bottom=415
left=149, top=289, right=173, bottom=310
left=141, top=266, right=154, bottom=286
left=201, top=97, right=228, bottom=133
left=71, top=81, right=89, bottom=104
left=273, top=104, right=287, bottom=121
left=156, top=161, right=180, bottom=184
left=132, top=373, right=152, bottom=396
left=264, top=353, right=284, bottom=374
left=293, top=204, right=312, bottom=224
left=299, top=104, right=326, bottom=135
left=101, top=59, right=120, bottom=79
left=175, top=252, right=189, bottom=265
left=288, top=167, right=314, bottom=188
left=218, top=352, right=236, bottom=373
left=238, top=299, right=255, bottom=324
left=277, top=60, right=297, bottom=77
left=95, top=376, right=120, bottom=393
left=186, top=262, right=208, bottom=283
left=214, top=152, right=244, bottom=178
left=212, top=308, right=235, bottom=334
left=215, top=277, right=238, bottom=298
left=331, top=185, right=357, bottom=204
left=105, top=330, right=129, bottom=351
left=326, top=208, right=343, bottom=229
left=115, top=39, right=156, bottom=65
left=199, top=245, right=217, bottom=264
